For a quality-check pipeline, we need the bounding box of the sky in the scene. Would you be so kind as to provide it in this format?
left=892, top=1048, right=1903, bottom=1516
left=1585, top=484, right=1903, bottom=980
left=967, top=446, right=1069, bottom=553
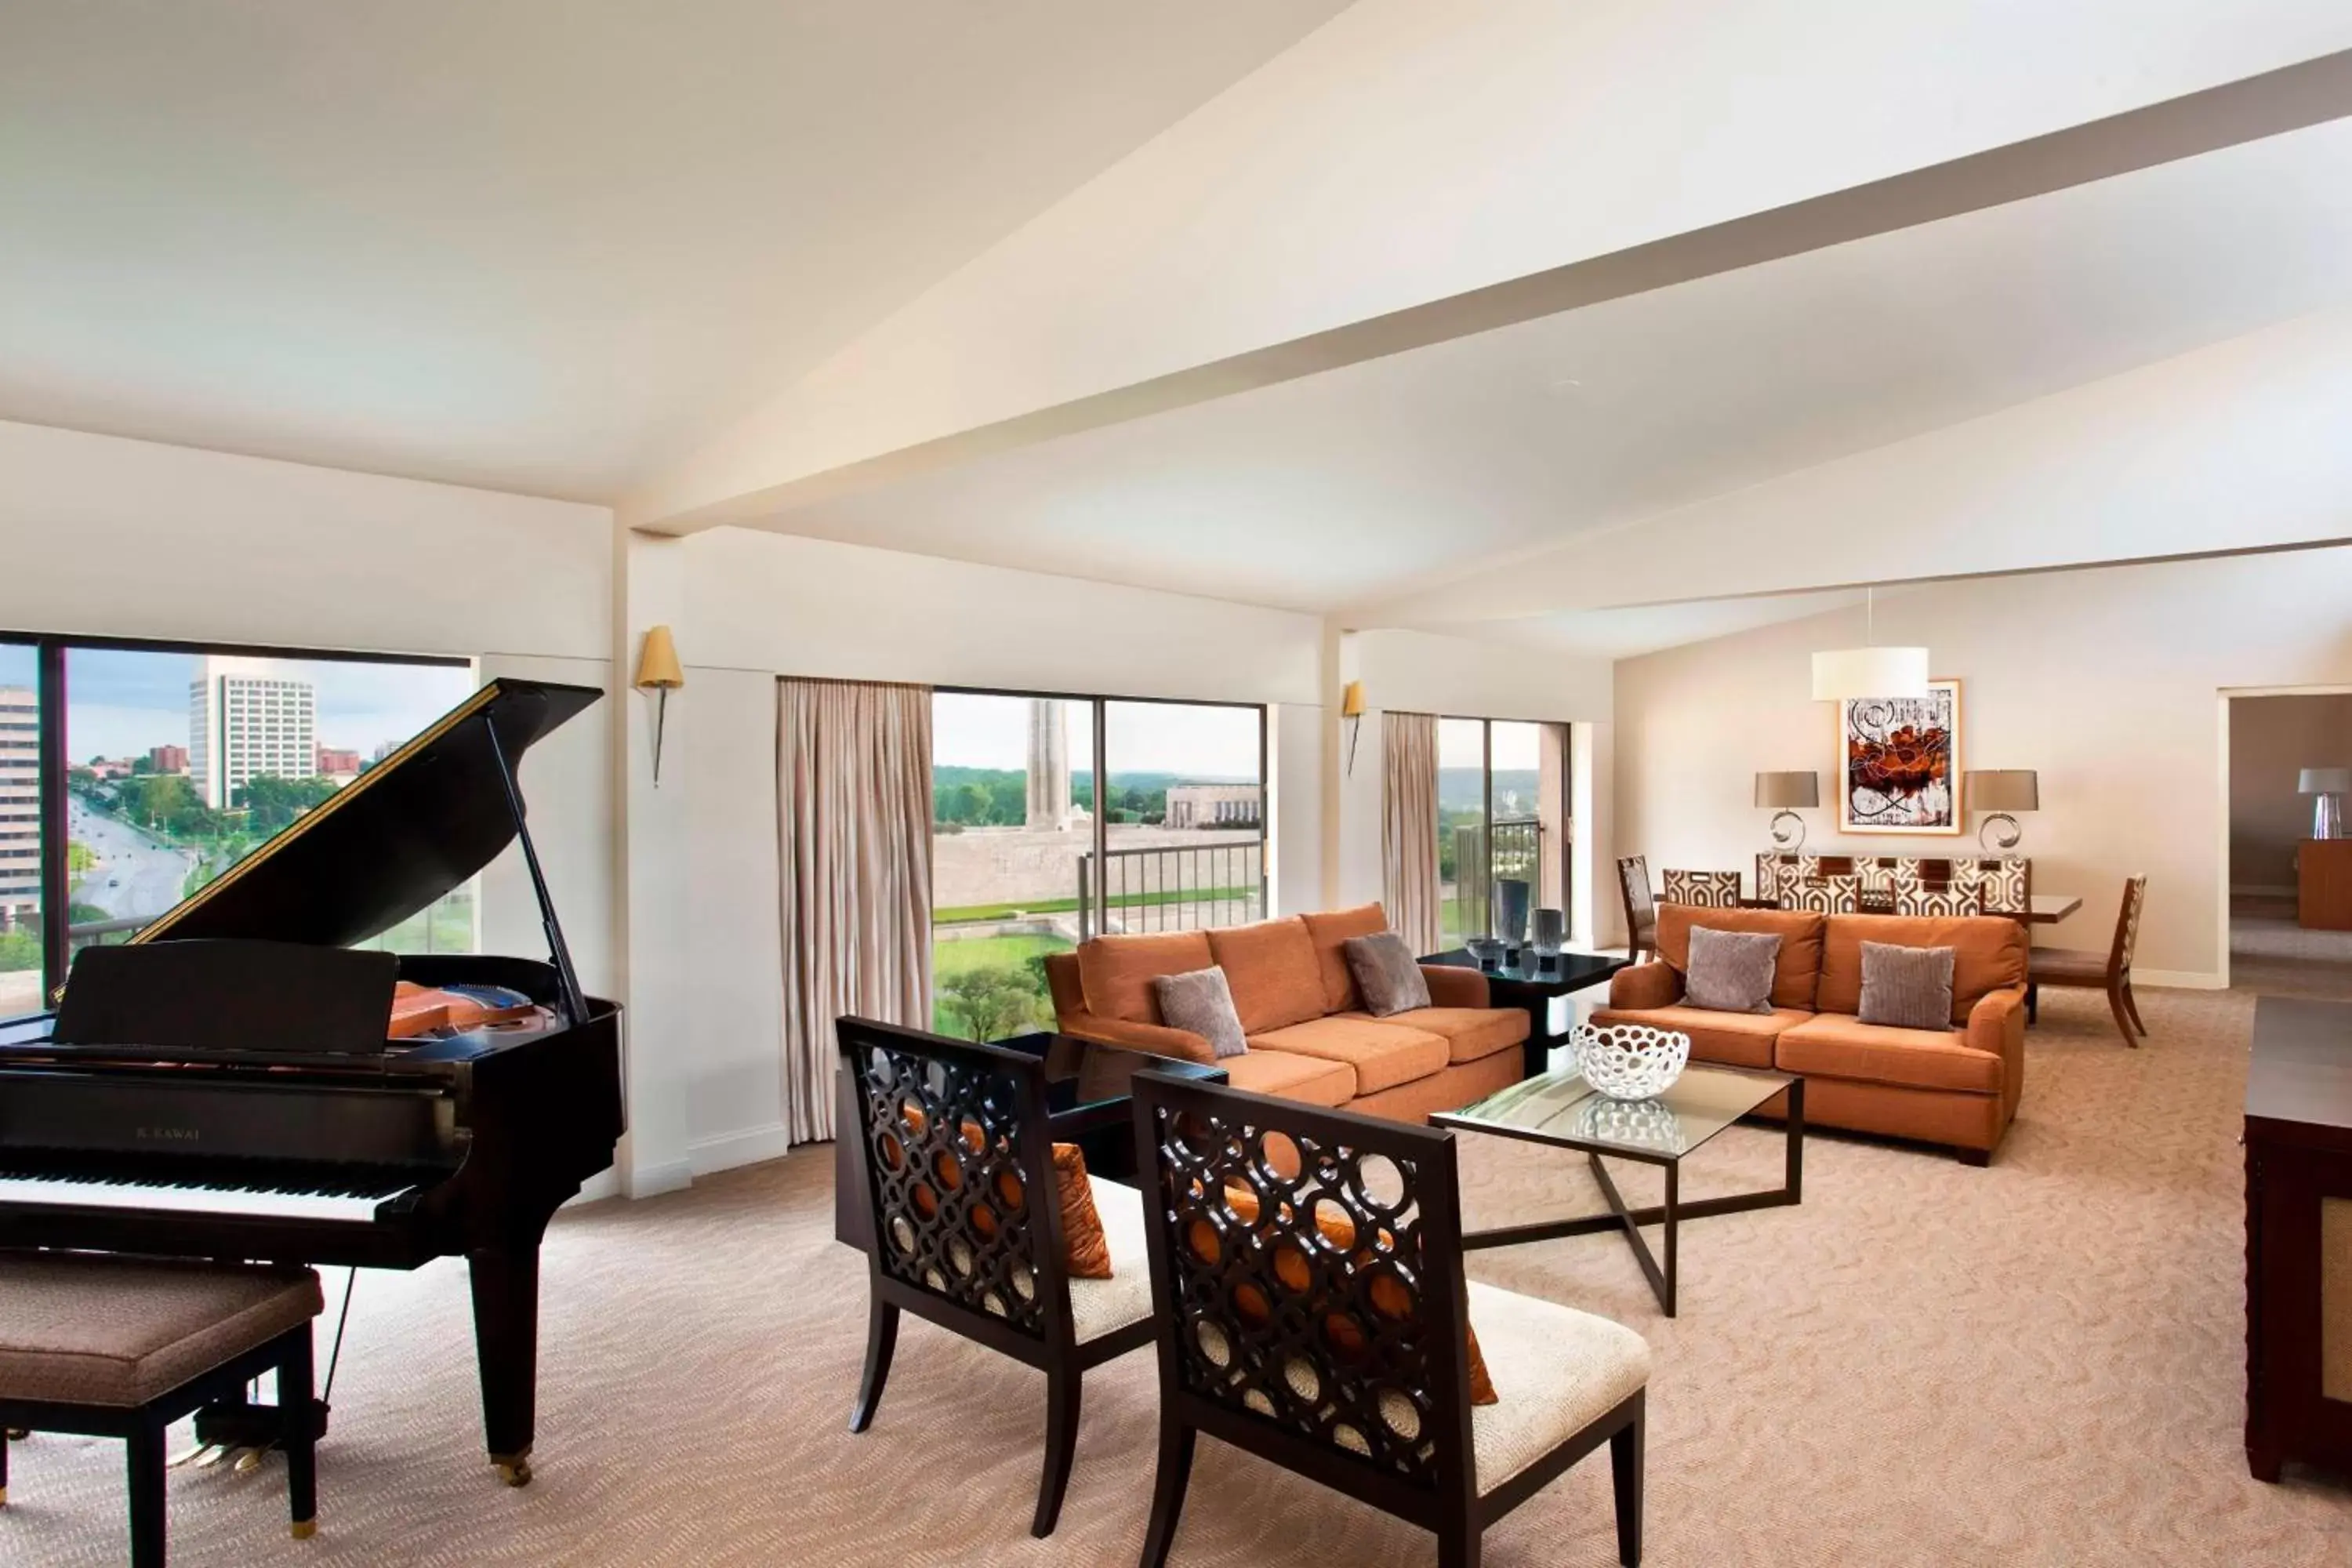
left=934, top=691, right=1260, bottom=779
left=24, top=648, right=476, bottom=763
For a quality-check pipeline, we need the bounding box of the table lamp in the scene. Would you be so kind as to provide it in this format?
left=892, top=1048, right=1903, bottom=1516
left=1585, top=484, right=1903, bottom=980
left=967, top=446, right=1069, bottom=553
left=1964, top=769, right=2038, bottom=852
left=2299, top=768, right=2350, bottom=840
left=1754, top=771, right=1820, bottom=851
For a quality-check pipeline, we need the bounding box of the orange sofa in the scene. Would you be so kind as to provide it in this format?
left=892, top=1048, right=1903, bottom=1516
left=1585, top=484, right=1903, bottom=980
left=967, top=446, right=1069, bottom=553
left=1043, top=905, right=1530, bottom=1121
left=1592, top=903, right=2028, bottom=1163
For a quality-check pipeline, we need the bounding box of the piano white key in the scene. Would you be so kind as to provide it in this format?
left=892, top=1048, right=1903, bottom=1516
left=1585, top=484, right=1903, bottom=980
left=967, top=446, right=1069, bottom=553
left=0, top=1176, right=409, bottom=1222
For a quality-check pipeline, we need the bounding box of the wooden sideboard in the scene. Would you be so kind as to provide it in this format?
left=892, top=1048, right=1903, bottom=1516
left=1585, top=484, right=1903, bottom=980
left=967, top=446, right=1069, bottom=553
left=2244, top=996, right=2352, bottom=1481
left=2297, top=839, right=2352, bottom=931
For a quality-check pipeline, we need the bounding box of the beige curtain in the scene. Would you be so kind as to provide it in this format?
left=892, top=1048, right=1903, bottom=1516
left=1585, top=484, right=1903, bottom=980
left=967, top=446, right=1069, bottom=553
left=1381, top=710, right=1443, bottom=954
left=779, top=678, right=933, bottom=1145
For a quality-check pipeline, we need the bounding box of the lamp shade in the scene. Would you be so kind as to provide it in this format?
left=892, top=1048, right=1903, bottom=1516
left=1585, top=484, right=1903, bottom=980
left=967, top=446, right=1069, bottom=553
left=1754, top=771, right=1820, bottom=809
left=1965, top=769, right=2039, bottom=812
left=1810, top=644, right=1929, bottom=701
left=633, top=625, right=684, bottom=690
left=2299, top=768, right=2352, bottom=795
left=1339, top=680, right=1366, bottom=719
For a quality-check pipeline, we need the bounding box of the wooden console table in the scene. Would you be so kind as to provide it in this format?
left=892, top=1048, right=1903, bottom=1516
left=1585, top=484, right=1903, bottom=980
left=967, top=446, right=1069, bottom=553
left=2297, top=839, right=2352, bottom=931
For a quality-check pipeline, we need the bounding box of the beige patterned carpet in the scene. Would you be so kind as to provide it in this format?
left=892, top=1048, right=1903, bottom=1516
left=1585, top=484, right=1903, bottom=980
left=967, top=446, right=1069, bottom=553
left=5, top=986, right=2351, bottom=1566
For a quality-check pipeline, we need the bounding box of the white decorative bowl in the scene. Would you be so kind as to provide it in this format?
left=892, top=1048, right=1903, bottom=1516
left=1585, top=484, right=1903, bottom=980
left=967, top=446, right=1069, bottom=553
left=1569, top=1022, right=1691, bottom=1101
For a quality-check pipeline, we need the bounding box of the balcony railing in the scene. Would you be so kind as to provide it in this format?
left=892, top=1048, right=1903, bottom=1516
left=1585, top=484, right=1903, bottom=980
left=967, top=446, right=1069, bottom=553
left=1450, top=816, right=1542, bottom=938
left=1077, top=840, right=1265, bottom=941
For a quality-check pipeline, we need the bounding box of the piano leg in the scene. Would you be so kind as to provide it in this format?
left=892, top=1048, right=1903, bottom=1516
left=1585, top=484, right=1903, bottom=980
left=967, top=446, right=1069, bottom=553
left=467, top=1232, right=545, bottom=1486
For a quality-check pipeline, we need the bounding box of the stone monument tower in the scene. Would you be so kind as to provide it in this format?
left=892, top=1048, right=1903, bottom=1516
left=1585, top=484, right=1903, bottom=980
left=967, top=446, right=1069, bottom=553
left=1025, top=699, right=1073, bottom=830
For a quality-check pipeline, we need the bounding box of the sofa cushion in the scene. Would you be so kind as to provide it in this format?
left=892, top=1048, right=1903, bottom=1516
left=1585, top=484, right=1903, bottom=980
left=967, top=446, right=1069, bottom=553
left=1341, top=1006, right=1527, bottom=1065
left=1590, top=1004, right=1807, bottom=1070
left=1207, top=918, right=1329, bottom=1034
left=1817, top=914, right=2024, bottom=1025
left=1683, top=926, right=1781, bottom=1014
left=1215, top=1046, right=1356, bottom=1107
left=1248, top=1016, right=1450, bottom=1096
left=1077, top=931, right=1214, bottom=1025
left=1655, top=904, right=1824, bottom=1011
left=1858, top=941, right=1955, bottom=1030
left=1299, top=903, right=1391, bottom=1013
left=1776, top=1014, right=2001, bottom=1094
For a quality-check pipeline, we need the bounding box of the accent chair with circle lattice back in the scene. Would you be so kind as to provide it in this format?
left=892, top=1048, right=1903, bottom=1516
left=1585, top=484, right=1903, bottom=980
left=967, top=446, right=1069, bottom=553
left=836, top=1017, right=1156, bottom=1539
left=1127, top=1070, right=1650, bottom=1568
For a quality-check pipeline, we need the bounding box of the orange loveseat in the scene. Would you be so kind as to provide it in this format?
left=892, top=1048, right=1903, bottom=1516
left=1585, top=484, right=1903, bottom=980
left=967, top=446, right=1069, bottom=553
left=1043, top=906, right=1530, bottom=1121
left=1592, top=903, right=2029, bottom=1163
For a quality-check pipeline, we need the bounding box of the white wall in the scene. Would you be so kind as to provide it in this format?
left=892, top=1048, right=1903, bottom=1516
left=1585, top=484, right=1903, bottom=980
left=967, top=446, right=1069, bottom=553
left=1612, top=546, right=2352, bottom=985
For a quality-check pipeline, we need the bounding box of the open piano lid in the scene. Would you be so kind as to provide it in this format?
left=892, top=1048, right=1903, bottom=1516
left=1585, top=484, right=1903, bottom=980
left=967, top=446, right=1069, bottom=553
left=132, top=678, right=601, bottom=951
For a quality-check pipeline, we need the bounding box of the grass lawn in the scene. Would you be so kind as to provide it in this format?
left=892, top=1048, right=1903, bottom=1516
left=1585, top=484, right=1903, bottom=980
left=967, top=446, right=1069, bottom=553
left=931, top=931, right=1069, bottom=978
left=932, top=887, right=1257, bottom=924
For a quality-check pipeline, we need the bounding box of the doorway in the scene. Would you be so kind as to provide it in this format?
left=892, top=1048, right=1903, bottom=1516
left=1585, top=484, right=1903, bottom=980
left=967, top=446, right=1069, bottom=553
left=2225, top=689, right=2352, bottom=1000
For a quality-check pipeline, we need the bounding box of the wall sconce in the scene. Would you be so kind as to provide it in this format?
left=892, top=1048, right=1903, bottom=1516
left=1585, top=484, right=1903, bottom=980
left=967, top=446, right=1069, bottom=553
left=1341, top=681, right=1367, bottom=776
left=633, top=625, right=684, bottom=786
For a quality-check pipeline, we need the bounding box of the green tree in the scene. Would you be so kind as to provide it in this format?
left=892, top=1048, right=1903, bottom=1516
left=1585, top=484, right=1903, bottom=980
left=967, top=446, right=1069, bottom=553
left=65, top=840, right=96, bottom=874
left=234, top=775, right=338, bottom=834
left=937, top=966, right=1041, bottom=1042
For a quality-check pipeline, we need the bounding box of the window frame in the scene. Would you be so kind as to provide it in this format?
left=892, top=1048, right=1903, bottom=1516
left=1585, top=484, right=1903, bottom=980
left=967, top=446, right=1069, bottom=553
left=0, top=626, right=470, bottom=1005
left=1437, top=713, right=1574, bottom=943
left=931, top=683, right=1270, bottom=942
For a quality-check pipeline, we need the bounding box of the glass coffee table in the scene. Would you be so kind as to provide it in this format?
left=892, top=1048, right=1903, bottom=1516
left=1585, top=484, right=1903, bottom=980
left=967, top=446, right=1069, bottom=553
left=1431, top=1063, right=1802, bottom=1316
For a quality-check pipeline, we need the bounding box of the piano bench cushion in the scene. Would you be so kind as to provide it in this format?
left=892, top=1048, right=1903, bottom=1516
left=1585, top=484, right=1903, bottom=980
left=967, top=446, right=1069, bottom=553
left=0, top=1252, right=323, bottom=1407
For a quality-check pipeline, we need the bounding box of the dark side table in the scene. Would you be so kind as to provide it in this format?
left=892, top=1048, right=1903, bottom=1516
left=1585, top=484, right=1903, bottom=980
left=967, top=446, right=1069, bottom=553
left=1420, top=949, right=1629, bottom=1076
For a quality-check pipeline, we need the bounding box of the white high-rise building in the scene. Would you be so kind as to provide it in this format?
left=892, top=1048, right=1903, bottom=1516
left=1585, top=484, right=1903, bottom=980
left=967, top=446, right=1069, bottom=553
left=0, top=686, right=37, bottom=922
left=188, top=657, right=318, bottom=809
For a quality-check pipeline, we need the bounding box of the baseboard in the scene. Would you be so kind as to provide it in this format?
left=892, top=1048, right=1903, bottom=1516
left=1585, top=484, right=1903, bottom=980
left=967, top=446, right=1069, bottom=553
left=688, top=1121, right=794, bottom=1177
left=564, top=1170, right=621, bottom=1208
left=2230, top=884, right=2296, bottom=898
left=625, top=1158, right=695, bottom=1199
left=2132, top=968, right=2227, bottom=991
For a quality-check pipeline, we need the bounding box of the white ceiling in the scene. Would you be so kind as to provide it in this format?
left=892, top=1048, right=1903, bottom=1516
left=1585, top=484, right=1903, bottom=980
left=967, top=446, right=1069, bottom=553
left=0, top=0, right=1351, bottom=499
left=759, top=116, right=2352, bottom=615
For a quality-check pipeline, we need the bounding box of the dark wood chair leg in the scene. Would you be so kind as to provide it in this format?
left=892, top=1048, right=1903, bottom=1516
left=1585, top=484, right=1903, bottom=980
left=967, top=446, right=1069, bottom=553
left=2025, top=982, right=2038, bottom=1025
left=1136, top=1417, right=1196, bottom=1568
left=284, top=1329, right=318, bottom=1538
left=1, top=1417, right=9, bottom=1506
left=2122, top=982, right=2147, bottom=1036
left=848, top=1297, right=898, bottom=1434
left=2106, top=984, right=2139, bottom=1047
left=1957, top=1147, right=1991, bottom=1167
left=1032, top=1367, right=1082, bottom=1538
left=1611, top=1406, right=1644, bottom=1568
left=1438, top=1525, right=1483, bottom=1568
left=128, top=1416, right=167, bottom=1568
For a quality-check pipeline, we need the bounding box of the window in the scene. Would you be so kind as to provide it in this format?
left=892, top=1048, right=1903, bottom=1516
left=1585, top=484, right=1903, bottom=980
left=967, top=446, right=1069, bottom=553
left=930, top=688, right=1266, bottom=1041
left=1438, top=717, right=1571, bottom=948
left=0, top=632, right=477, bottom=1015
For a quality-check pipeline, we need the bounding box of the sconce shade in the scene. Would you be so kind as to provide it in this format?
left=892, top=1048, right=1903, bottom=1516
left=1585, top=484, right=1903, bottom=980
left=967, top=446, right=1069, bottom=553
left=1339, top=681, right=1366, bottom=719
left=1965, top=769, right=2039, bottom=812
left=2300, top=768, right=2352, bottom=795
left=633, top=625, right=684, bottom=690
left=1810, top=644, right=1929, bottom=701
left=1753, top=771, right=1820, bottom=809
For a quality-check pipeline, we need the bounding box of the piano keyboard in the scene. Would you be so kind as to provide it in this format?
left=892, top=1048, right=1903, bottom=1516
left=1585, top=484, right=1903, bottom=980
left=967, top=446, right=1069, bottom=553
left=0, top=1174, right=416, bottom=1223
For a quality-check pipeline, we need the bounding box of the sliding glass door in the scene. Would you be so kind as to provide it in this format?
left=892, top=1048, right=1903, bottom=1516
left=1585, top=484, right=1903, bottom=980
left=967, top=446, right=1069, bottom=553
left=1438, top=716, right=1571, bottom=948
left=0, top=641, right=42, bottom=1017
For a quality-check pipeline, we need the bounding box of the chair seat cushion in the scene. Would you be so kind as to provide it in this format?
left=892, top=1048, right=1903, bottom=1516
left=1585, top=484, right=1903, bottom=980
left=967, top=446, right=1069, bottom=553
left=1247, top=1016, right=1450, bottom=1095
left=1217, top=1047, right=1357, bottom=1106
left=2028, top=948, right=2110, bottom=983
left=1590, top=1005, right=1808, bottom=1070
left=1339, top=1007, right=1529, bottom=1064
left=1466, top=1279, right=1650, bottom=1497
left=1067, top=1177, right=1152, bottom=1344
left=0, top=1253, right=322, bottom=1407
left=1776, top=1014, right=2000, bottom=1094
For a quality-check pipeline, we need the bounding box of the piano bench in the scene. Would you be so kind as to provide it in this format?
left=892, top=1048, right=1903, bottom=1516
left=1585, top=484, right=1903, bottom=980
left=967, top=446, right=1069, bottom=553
left=0, top=1253, right=325, bottom=1567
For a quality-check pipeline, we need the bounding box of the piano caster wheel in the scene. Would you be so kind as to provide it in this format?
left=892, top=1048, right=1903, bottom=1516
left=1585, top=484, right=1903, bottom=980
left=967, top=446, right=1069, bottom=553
left=292, top=1519, right=318, bottom=1541
left=494, top=1457, right=532, bottom=1488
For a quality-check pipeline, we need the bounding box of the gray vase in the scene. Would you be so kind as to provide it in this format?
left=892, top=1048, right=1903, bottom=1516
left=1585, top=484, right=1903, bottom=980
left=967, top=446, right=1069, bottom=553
left=1532, top=907, right=1565, bottom=953
left=1494, top=878, right=1530, bottom=946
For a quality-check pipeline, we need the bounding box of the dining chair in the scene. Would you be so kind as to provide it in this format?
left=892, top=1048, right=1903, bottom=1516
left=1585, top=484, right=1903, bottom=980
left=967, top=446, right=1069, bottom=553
left=1127, top=1072, right=1650, bottom=1568
left=1658, top=869, right=1741, bottom=909
left=2026, top=876, right=2148, bottom=1046
left=1617, top=856, right=1657, bottom=961
left=837, top=1016, right=1156, bottom=1537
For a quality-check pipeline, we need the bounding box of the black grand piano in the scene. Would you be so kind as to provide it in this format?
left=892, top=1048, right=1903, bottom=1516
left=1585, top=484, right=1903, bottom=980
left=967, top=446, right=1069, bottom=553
left=0, top=677, right=622, bottom=1487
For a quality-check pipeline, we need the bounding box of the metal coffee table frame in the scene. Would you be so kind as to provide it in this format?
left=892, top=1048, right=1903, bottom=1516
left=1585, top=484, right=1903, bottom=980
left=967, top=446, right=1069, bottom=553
left=1433, top=1068, right=1803, bottom=1317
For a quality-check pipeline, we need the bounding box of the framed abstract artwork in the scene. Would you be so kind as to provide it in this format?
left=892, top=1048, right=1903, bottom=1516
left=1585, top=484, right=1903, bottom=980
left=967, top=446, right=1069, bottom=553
left=1837, top=677, right=1962, bottom=835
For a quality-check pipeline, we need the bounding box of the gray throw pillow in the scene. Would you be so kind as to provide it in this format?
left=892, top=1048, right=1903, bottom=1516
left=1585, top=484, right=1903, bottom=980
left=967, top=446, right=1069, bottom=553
left=1342, top=931, right=1432, bottom=1018
left=1152, top=967, right=1249, bottom=1058
left=1683, top=926, right=1780, bottom=1014
left=1858, top=942, right=1957, bottom=1030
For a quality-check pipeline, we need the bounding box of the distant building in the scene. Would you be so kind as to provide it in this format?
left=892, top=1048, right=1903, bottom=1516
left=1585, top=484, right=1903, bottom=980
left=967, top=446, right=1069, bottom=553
left=1163, top=782, right=1261, bottom=829
left=0, top=687, right=37, bottom=922
left=148, top=743, right=189, bottom=775
left=316, top=746, right=362, bottom=775
left=86, top=757, right=135, bottom=780
left=1025, top=699, right=1076, bottom=831
left=189, top=656, right=318, bottom=809
left=372, top=739, right=401, bottom=763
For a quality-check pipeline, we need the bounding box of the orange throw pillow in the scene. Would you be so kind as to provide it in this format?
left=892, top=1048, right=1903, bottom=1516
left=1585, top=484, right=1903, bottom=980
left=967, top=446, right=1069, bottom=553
left=1219, top=1185, right=1496, bottom=1405
left=1053, top=1143, right=1112, bottom=1279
